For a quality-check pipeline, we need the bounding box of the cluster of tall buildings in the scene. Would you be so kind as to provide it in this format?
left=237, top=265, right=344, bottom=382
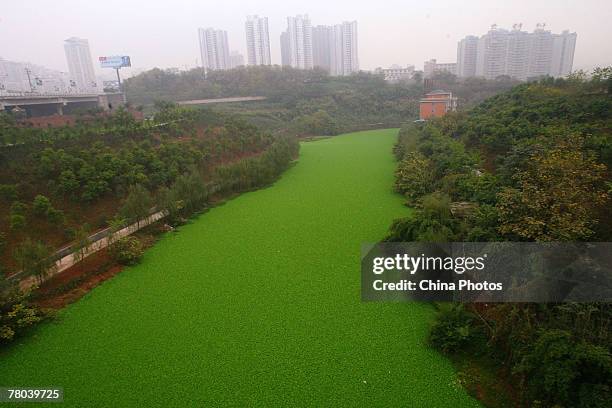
left=456, top=24, right=576, bottom=80
left=198, top=14, right=359, bottom=76
left=1, top=37, right=99, bottom=95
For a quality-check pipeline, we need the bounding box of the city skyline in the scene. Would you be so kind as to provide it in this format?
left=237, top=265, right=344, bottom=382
left=1, top=1, right=609, bottom=77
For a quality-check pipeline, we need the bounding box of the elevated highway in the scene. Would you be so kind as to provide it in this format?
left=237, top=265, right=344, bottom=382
left=0, top=92, right=125, bottom=116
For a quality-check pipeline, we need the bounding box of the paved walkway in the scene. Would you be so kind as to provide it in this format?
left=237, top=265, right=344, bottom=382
left=18, top=210, right=167, bottom=290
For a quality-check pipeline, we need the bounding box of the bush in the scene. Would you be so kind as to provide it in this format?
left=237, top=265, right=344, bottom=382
left=515, top=329, right=612, bottom=407
left=394, top=151, right=433, bottom=203
left=0, top=278, right=44, bottom=345
left=109, top=236, right=144, bottom=266
left=0, top=184, right=18, bottom=201
left=430, top=303, right=480, bottom=353
left=9, top=214, right=26, bottom=231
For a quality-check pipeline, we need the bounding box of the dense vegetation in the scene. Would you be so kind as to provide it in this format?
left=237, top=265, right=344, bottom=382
left=387, top=68, right=612, bottom=407
left=125, top=66, right=519, bottom=136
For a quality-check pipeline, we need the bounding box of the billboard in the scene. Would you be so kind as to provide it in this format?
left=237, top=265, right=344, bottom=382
left=99, top=56, right=131, bottom=69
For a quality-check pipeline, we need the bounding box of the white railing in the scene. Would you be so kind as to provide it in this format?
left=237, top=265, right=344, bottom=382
left=15, top=209, right=168, bottom=291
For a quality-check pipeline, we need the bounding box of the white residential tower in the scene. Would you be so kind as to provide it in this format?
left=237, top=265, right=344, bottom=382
left=245, top=15, right=271, bottom=66
left=64, top=37, right=98, bottom=93
left=198, top=28, right=230, bottom=71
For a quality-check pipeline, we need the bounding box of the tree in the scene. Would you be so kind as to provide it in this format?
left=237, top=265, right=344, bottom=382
left=32, top=195, right=52, bottom=217
left=107, top=216, right=126, bottom=247
left=120, top=185, right=153, bottom=227
left=394, top=151, right=434, bottom=203
left=13, top=239, right=56, bottom=283
left=72, top=225, right=91, bottom=263
left=58, top=170, right=80, bottom=196
left=171, top=171, right=208, bottom=214
left=497, top=135, right=609, bottom=241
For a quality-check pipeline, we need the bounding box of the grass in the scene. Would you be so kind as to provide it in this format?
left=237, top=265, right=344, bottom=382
left=0, top=129, right=479, bottom=407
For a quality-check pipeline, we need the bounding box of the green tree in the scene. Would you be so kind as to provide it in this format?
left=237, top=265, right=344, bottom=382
left=72, top=224, right=91, bottom=263
left=32, top=195, right=52, bottom=217
left=394, top=151, right=434, bottom=203
left=13, top=239, right=56, bottom=283
left=107, top=216, right=126, bottom=247
left=497, top=135, right=609, bottom=241
left=120, top=185, right=153, bottom=228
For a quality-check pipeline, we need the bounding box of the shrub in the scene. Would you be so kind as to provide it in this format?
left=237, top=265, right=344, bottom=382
left=10, top=201, right=27, bottom=216
left=9, top=214, right=26, bottom=231
left=0, top=279, right=44, bottom=345
left=394, top=151, right=433, bottom=203
left=109, top=236, right=144, bottom=266
left=0, top=184, right=18, bottom=201
left=430, top=303, right=480, bottom=353
left=514, top=329, right=612, bottom=407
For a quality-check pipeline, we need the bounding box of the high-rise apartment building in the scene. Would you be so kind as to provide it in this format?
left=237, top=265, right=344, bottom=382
left=550, top=30, right=577, bottom=78
left=283, top=15, right=313, bottom=69
left=198, top=28, right=230, bottom=71
left=456, top=35, right=478, bottom=77
left=64, top=37, right=98, bottom=93
left=475, top=27, right=509, bottom=79
left=505, top=26, right=531, bottom=80
left=528, top=25, right=554, bottom=78
left=280, top=32, right=291, bottom=67
left=337, top=21, right=359, bottom=76
left=312, top=25, right=333, bottom=72
left=459, top=25, right=577, bottom=80
left=245, top=15, right=271, bottom=66
left=311, top=21, right=359, bottom=76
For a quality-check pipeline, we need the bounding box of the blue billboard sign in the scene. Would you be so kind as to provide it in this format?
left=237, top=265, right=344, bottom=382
left=99, top=56, right=131, bottom=69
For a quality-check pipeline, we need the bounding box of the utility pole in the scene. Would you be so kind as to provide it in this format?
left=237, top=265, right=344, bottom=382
left=24, top=68, right=34, bottom=92
left=115, top=67, right=122, bottom=90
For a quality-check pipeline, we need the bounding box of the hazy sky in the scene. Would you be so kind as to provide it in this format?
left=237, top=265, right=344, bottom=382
left=1, top=0, right=611, bottom=78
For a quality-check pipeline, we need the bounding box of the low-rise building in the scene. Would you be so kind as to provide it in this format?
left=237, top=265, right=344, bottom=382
left=423, top=59, right=457, bottom=78
left=374, top=65, right=415, bottom=82
left=419, top=90, right=457, bottom=120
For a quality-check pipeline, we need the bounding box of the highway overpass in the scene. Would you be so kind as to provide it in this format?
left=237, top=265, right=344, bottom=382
left=0, top=92, right=125, bottom=117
